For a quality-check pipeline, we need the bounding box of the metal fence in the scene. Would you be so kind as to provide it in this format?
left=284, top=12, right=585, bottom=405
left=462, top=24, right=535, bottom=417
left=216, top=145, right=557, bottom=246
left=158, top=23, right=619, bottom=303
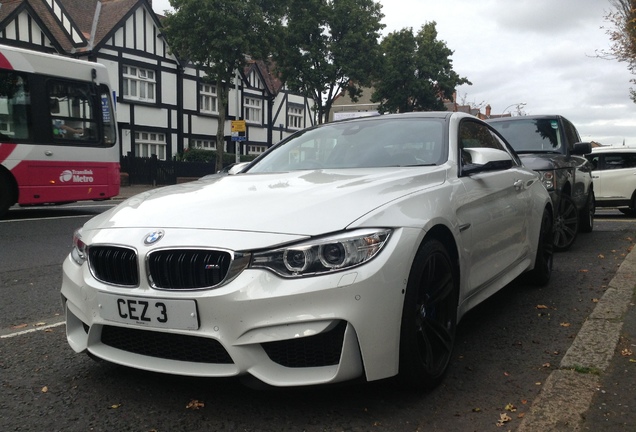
left=120, top=155, right=217, bottom=185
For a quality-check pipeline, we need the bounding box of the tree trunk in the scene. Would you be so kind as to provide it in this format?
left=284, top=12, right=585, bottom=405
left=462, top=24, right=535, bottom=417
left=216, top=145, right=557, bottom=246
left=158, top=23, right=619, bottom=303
left=216, top=78, right=227, bottom=172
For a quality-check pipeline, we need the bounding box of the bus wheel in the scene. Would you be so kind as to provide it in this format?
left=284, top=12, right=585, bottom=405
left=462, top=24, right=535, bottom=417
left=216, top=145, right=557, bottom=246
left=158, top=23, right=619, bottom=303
left=0, top=173, right=14, bottom=218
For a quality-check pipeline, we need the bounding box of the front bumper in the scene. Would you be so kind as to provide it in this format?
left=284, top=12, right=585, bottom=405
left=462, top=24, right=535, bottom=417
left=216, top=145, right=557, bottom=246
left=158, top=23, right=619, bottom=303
left=61, top=228, right=419, bottom=387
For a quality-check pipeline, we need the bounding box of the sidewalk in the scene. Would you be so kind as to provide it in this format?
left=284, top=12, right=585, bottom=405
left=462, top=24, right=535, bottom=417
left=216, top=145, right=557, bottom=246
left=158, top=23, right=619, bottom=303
left=114, top=183, right=161, bottom=200
left=517, top=244, right=636, bottom=431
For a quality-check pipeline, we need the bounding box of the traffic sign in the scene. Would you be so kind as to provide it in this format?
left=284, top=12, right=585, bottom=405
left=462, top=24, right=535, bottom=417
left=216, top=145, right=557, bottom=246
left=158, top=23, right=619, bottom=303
left=231, top=120, right=246, bottom=141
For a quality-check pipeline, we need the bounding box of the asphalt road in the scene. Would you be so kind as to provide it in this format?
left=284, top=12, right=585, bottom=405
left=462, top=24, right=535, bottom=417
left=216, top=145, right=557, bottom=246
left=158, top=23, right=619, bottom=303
left=0, top=203, right=634, bottom=432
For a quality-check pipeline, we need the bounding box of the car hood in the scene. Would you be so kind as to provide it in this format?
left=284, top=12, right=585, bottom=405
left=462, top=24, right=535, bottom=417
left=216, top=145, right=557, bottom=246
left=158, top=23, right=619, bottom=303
left=86, top=168, right=446, bottom=236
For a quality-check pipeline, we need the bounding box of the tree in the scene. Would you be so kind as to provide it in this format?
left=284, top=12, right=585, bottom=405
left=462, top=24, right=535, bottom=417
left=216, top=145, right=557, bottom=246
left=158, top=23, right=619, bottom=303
left=601, top=0, right=636, bottom=101
left=275, top=0, right=385, bottom=123
left=371, top=22, right=470, bottom=113
left=162, top=0, right=286, bottom=168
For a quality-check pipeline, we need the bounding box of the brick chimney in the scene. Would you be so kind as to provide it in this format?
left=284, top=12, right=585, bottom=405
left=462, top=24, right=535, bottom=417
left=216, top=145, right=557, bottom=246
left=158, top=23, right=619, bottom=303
left=485, top=104, right=491, bottom=118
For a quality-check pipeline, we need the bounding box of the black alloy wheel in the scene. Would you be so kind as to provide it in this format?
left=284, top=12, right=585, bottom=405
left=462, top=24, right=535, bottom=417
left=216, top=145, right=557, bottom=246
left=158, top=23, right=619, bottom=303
left=398, top=239, right=458, bottom=391
left=553, top=193, right=579, bottom=251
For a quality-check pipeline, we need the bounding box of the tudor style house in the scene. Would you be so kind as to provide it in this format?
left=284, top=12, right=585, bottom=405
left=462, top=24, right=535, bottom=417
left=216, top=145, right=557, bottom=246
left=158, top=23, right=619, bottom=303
left=0, top=0, right=315, bottom=160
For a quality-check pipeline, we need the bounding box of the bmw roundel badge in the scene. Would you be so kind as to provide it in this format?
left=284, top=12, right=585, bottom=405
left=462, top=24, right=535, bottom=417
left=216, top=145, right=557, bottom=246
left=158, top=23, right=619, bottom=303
left=144, top=230, right=165, bottom=245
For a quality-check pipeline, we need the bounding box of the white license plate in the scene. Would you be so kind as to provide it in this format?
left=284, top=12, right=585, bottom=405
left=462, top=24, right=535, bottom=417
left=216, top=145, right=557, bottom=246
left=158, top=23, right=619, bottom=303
left=96, top=293, right=199, bottom=330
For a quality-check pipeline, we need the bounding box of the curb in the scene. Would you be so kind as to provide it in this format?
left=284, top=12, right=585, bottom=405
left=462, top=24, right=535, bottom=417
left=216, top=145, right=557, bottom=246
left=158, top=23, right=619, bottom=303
left=517, top=246, right=636, bottom=431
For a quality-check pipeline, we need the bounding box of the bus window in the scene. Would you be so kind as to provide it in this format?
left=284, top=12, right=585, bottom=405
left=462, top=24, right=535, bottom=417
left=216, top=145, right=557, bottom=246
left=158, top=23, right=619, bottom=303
left=0, top=71, right=31, bottom=140
left=48, top=80, right=99, bottom=143
left=100, top=85, right=117, bottom=145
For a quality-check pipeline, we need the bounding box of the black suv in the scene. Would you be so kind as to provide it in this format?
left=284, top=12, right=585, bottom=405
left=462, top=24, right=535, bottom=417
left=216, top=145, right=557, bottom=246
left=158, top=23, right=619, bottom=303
left=488, top=115, right=594, bottom=251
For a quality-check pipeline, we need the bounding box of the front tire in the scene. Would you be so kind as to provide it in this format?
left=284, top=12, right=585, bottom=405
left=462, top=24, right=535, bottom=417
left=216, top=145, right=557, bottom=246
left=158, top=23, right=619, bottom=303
left=619, top=194, right=636, bottom=216
left=397, top=239, right=458, bottom=391
left=554, top=193, right=578, bottom=251
left=0, top=172, right=15, bottom=219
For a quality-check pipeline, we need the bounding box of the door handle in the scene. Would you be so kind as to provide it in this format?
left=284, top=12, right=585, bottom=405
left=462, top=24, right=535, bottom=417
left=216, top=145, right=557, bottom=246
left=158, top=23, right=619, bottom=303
left=513, top=179, right=523, bottom=191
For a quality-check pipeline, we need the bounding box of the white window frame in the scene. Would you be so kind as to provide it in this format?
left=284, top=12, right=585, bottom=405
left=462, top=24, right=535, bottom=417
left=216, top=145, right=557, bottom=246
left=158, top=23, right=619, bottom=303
left=122, top=66, right=156, bottom=103
left=288, top=106, right=304, bottom=130
left=192, top=138, right=217, bottom=150
left=135, top=131, right=166, bottom=160
left=199, top=84, right=218, bottom=114
left=248, top=145, right=267, bottom=155
left=244, top=96, right=262, bottom=124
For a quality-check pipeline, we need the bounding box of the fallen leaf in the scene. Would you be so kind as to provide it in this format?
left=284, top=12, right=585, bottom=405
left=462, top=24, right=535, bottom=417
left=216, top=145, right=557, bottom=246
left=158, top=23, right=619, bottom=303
left=536, top=305, right=548, bottom=309
left=521, top=399, right=528, bottom=405
left=505, top=403, right=517, bottom=412
left=108, top=404, right=122, bottom=409
left=560, top=322, right=571, bottom=327
left=592, top=298, right=599, bottom=303
left=473, top=407, right=482, bottom=412
left=579, top=269, right=589, bottom=273
left=598, top=254, right=605, bottom=259
left=621, top=348, right=633, bottom=357
left=629, top=359, right=636, bottom=363
left=186, top=399, right=204, bottom=410
left=41, top=386, right=48, bottom=393
left=496, top=413, right=512, bottom=427
left=35, top=322, right=46, bottom=327
left=518, top=412, right=526, bottom=419
left=11, top=324, right=28, bottom=329
left=542, top=362, right=551, bottom=368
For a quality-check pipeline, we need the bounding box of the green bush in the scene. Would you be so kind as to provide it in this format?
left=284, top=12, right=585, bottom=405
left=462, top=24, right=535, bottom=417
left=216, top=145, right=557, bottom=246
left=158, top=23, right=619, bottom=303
left=176, top=148, right=215, bottom=162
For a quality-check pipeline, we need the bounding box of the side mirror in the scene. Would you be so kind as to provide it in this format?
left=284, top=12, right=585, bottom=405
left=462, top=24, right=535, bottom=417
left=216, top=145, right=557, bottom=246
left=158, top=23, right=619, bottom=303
left=572, top=142, right=592, bottom=155
left=228, top=161, right=249, bottom=175
left=462, top=148, right=514, bottom=175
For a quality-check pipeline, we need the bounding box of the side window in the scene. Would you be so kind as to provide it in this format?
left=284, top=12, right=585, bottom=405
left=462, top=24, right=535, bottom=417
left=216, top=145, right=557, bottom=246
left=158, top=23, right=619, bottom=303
left=459, top=120, right=505, bottom=151
left=587, top=155, right=600, bottom=170
left=625, top=153, right=636, bottom=169
left=48, top=80, right=99, bottom=144
left=562, top=119, right=581, bottom=146
left=605, top=154, right=626, bottom=170
left=459, top=120, right=507, bottom=165
left=0, top=70, right=31, bottom=140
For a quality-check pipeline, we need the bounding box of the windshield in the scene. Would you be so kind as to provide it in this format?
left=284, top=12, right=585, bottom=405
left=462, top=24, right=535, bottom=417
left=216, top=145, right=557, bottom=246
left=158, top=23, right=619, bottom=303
left=249, top=117, right=447, bottom=173
left=490, top=119, right=562, bottom=153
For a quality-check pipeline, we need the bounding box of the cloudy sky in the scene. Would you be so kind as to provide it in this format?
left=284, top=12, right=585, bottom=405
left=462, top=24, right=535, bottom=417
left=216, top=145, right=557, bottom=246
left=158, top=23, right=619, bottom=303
left=152, top=0, right=636, bottom=145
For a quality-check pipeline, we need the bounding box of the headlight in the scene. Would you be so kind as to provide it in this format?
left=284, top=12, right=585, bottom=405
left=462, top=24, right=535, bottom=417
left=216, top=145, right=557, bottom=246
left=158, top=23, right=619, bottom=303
left=251, top=229, right=392, bottom=277
left=71, top=228, right=87, bottom=265
left=538, top=170, right=556, bottom=191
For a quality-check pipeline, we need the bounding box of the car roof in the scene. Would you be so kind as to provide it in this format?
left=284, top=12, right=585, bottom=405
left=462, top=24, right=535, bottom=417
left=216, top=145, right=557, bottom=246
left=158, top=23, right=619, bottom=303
left=591, top=145, right=636, bottom=153
left=331, top=111, right=456, bottom=123
left=486, top=114, right=564, bottom=123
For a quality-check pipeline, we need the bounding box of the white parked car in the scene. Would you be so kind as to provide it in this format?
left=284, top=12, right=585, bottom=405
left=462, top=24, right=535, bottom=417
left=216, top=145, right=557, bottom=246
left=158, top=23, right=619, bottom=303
left=61, top=112, right=554, bottom=390
left=586, top=145, right=636, bottom=215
